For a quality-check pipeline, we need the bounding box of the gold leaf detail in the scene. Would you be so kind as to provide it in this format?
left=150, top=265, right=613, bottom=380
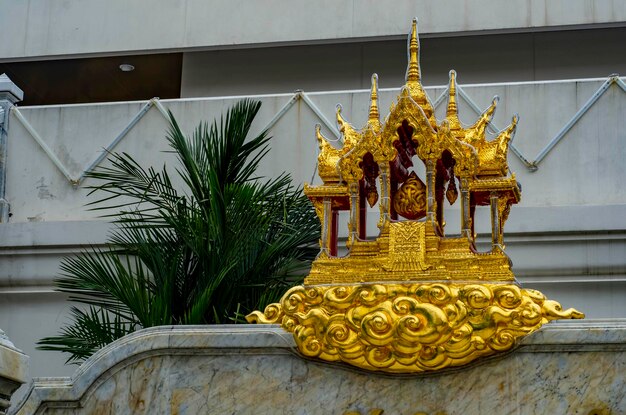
left=247, top=283, right=584, bottom=374
left=446, top=178, right=458, bottom=205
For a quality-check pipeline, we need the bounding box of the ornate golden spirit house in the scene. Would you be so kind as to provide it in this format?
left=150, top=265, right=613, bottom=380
left=248, top=19, right=583, bottom=373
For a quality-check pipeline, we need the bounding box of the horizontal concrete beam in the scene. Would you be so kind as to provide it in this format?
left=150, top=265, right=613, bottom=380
left=0, top=221, right=110, bottom=249
left=1, top=0, right=625, bottom=61
left=1, top=204, right=625, bottom=251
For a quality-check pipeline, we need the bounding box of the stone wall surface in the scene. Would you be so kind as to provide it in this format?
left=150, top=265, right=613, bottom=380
left=10, top=322, right=626, bottom=415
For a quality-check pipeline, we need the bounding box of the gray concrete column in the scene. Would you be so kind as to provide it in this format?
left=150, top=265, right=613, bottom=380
left=0, top=74, right=24, bottom=223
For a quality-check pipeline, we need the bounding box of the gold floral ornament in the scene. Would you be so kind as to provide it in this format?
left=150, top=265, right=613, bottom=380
left=247, top=18, right=584, bottom=373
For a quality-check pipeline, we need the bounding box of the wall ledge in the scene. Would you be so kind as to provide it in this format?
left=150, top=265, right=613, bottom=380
left=11, top=320, right=626, bottom=414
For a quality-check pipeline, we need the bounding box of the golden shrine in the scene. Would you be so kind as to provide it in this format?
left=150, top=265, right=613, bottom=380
left=247, top=19, right=584, bottom=373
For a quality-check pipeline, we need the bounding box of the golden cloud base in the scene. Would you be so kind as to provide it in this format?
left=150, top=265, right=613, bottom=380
left=247, top=282, right=584, bottom=373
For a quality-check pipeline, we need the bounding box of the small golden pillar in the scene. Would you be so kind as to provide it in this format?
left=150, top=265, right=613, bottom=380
left=348, top=182, right=359, bottom=244
left=248, top=18, right=584, bottom=374
left=490, top=192, right=501, bottom=250
left=425, top=159, right=436, bottom=223
left=377, top=162, right=390, bottom=229
left=321, top=197, right=332, bottom=255
left=460, top=178, right=471, bottom=239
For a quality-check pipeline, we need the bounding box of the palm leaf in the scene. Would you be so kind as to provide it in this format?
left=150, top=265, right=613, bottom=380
left=38, top=99, right=320, bottom=363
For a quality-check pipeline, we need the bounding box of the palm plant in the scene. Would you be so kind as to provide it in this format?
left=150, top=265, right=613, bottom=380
left=38, top=99, right=320, bottom=363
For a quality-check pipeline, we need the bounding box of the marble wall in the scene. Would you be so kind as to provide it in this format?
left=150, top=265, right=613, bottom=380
left=11, top=322, right=626, bottom=415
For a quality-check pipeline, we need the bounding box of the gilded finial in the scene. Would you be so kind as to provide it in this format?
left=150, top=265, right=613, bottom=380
left=446, top=70, right=462, bottom=132
left=336, top=104, right=360, bottom=149
left=497, top=114, right=519, bottom=147
left=447, top=70, right=457, bottom=116
left=465, top=96, right=499, bottom=146
left=406, top=18, right=420, bottom=84
left=498, top=114, right=518, bottom=141
left=484, top=96, right=499, bottom=121
left=336, top=104, right=346, bottom=133
left=315, top=124, right=324, bottom=146
left=404, top=18, right=435, bottom=124
left=315, top=124, right=342, bottom=184
left=316, top=123, right=333, bottom=154
left=368, top=74, right=381, bottom=131
left=315, top=123, right=332, bottom=153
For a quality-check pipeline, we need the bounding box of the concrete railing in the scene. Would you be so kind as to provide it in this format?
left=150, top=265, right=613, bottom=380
left=4, top=76, right=626, bottom=223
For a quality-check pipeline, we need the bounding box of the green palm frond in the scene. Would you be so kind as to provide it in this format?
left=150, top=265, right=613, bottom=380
left=38, top=307, right=137, bottom=364
left=38, top=99, right=320, bottom=363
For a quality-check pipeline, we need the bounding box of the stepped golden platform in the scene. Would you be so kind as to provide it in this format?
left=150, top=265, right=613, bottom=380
left=247, top=19, right=583, bottom=374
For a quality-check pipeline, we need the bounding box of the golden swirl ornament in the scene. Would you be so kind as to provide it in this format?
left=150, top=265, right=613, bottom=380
left=247, top=283, right=583, bottom=373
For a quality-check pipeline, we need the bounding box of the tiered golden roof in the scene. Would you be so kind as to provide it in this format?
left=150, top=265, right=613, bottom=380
left=305, top=19, right=521, bottom=283
left=249, top=19, right=583, bottom=374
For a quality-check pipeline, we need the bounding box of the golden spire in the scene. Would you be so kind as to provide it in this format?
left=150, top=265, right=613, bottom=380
left=446, top=70, right=457, bottom=116
left=368, top=73, right=381, bottom=132
left=446, top=70, right=462, bottom=131
left=406, top=19, right=420, bottom=84
left=405, top=18, right=435, bottom=124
